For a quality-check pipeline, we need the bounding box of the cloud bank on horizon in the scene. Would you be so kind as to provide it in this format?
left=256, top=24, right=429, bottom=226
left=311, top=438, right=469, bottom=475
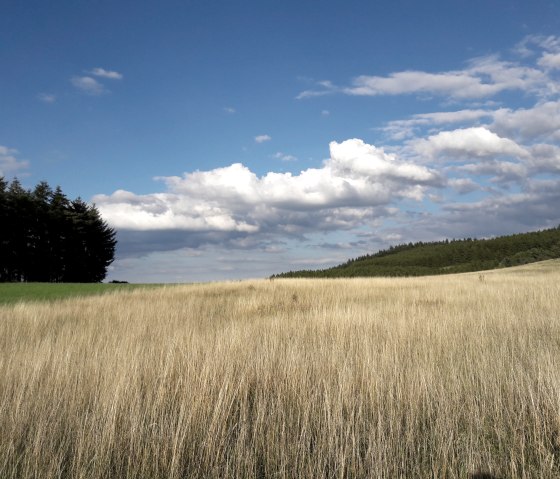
left=93, top=35, right=560, bottom=279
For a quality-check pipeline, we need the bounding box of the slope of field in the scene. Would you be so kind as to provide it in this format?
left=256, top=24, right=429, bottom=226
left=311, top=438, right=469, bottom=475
left=1, top=260, right=560, bottom=478
left=273, top=226, right=560, bottom=278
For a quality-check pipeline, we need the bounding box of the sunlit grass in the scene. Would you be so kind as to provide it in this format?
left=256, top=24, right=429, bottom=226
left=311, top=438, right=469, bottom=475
left=1, top=260, right=559, bottom=478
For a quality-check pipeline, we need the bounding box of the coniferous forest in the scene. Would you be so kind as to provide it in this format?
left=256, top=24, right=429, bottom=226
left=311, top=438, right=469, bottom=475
left=273, top=227, right=560, bottom=278
left=0, top=177, right=116, bottom=283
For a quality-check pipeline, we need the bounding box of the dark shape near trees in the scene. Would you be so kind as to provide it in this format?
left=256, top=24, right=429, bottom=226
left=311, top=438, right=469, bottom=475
left=0, top=177, right=116, bottom=282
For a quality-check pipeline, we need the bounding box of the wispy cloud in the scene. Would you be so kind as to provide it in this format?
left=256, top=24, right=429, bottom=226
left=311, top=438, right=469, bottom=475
left=296, top=80, right=337, bottom=99
left=88, top=67, right=123, bottom=80
left=492, top=101, right=560, bottom=141
left=254, top=134, right=272, bottom=143
left=448, top=178, right=481, bottom=194
left=37, top=93, right=56, bottom=104
left=224, top=107, right=236, bottom=114
left=71, top=67, right=123, bottom=95
left=343, top=58, right=547, bottom=99
left=0, top=145, right=29, bottom=177
left=273, top=152, right=298, bottom=162
left=71, top=76, right=106, bottom=95
left=381, top=109, right=494, bottom=140
left=515, top=34, right=560, bottom=58
left=538, top=53, right=560, bottom=70
left=298, top=39, right=558, bottom=101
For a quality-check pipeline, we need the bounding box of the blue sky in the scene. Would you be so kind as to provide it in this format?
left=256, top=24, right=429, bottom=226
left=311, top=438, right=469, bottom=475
left=2, top=0, right=560, bottom=282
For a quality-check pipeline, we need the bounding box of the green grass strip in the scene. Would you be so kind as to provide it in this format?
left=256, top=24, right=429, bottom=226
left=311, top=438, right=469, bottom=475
left=0, top=283, right=165, bottom=305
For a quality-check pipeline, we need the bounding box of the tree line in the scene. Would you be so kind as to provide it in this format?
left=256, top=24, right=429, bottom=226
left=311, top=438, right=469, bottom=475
left=273, top=227, right=560, bottom=278
left=0, top=177, right=116, bottom=282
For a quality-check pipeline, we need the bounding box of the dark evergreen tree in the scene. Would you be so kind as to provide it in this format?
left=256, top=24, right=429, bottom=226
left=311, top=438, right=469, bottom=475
left=6, top=178, right=32, bottom=282
left=0, top=177, right=8, bottom=281
left=28, top=181, right=53, bottom=281
left=0, top=177, right=117, bottom=282
left=49, top=186, right=71, bottom=282
left=64, top=198, right=116, bottom=282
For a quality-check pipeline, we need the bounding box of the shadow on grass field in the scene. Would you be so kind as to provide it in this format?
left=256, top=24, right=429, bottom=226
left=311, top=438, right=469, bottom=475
left=0, top=282, right=165, bottom=305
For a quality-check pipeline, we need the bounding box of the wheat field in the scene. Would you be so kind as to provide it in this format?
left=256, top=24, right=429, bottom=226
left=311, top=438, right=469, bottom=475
left=1, top=261, right=560, bottom=478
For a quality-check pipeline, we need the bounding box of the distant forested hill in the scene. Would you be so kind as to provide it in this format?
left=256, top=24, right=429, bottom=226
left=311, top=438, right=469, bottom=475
left=272, top=227, right=560, bottom=278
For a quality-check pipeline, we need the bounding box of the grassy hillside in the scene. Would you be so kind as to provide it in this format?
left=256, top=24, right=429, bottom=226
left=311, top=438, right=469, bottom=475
left=1, top=261, right=560, bottom=478
left=273, top=226, right=560, bottom=278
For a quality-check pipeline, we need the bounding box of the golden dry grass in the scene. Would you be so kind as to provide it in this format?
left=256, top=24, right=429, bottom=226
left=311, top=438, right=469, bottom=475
left=1, top=260, right=560, bottom=478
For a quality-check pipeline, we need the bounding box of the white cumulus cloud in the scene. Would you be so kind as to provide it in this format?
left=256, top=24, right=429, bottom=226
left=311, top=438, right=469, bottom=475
left=94, top=139, right=442, bottom=241
left=413, top=127, right=528, bottom=159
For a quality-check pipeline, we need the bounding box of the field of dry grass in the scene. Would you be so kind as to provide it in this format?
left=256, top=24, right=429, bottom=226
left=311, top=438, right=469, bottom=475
left=1, top=260, right=560, bottom=478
